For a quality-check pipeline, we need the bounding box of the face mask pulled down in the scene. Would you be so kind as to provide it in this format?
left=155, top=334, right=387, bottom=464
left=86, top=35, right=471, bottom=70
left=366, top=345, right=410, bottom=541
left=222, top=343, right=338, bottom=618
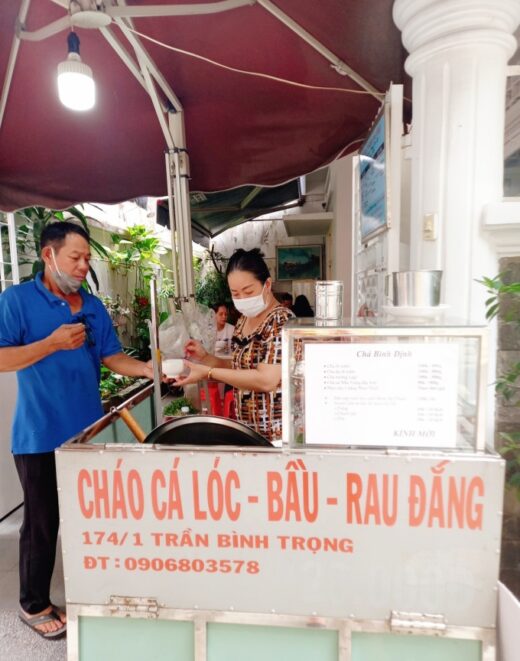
left=233, top=284, right=268, bottom=318
left=50, top=248, right=83, bottom=295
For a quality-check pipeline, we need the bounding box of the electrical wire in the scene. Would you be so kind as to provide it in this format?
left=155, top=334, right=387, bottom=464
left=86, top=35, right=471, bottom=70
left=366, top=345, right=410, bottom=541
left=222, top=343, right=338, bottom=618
left=122, top=26, right=385, bottom=99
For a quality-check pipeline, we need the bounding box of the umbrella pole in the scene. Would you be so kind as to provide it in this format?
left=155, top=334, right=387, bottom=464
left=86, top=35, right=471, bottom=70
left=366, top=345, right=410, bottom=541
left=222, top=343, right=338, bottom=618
left=175, top=149, right=195, bottom=297
left=114, top=30, right=194, bottom=301
left=168, top=111, right=195, bottom=299
left=165, top=151, right=180, bottom=299
left=148, top=276, right=163, bottom=427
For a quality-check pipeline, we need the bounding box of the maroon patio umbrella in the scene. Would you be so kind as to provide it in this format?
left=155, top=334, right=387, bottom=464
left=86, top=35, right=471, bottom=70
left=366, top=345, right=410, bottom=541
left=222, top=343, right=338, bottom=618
left=0, top=0, right=408, bottom=212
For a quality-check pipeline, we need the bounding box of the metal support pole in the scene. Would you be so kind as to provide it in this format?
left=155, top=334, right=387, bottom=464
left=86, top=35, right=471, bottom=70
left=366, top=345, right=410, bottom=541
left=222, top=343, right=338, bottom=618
left=173, top=149, right=195, bottom=297
left=0, top=219, right=5, bottom=291
left=0, top=0, right=31, bottom=131
left=165, top=151, right=180, bottom=298
left=101, top=15, right=197, bottom=300
left=171, top=151, right=188, bottom=297
left=169, top=110, right=195, bottom=298
left=7, top=213, right=19, bottom=284
left=0, top=212, right=20, bottom=292
left=148, top=276, right=163, bottom=427
left=256, top=0, right=381, bottom=99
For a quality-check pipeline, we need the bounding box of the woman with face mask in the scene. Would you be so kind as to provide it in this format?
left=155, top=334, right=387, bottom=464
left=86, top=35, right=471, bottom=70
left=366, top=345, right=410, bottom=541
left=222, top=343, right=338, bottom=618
left=173, top=248, right=294, bottom=443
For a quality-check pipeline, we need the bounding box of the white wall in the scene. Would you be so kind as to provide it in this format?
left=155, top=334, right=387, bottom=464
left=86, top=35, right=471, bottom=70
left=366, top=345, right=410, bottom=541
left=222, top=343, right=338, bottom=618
left=326, top=154, right=354, bottom=316
left=0, top=372, right=22, bottom=518
left=498, top=582, right=520, bottom=661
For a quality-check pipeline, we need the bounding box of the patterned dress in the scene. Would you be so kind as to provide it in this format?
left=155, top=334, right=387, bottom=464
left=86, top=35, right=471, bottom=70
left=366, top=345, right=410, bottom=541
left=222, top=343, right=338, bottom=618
left=231, top=305, right=293, bottom=442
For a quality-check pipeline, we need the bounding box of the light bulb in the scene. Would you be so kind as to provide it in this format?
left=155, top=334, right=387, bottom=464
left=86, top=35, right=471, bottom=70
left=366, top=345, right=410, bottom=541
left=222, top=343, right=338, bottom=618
left=57, top=32, right=95, bottom=111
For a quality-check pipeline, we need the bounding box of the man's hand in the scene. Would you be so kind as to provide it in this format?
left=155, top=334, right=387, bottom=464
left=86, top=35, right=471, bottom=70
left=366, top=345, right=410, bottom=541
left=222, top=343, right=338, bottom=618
left=48, top=323, right=86, bottom=351
left=0, top=322, right=86, bottom=372
left=102, top=353, right=165, bottom=381
left=143, top=360, right=155, bottom=380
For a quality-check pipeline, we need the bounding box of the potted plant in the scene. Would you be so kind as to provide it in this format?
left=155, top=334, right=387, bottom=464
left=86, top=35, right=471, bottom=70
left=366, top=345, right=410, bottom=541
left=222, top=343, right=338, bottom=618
left=163, top=396, right=199, bottom=420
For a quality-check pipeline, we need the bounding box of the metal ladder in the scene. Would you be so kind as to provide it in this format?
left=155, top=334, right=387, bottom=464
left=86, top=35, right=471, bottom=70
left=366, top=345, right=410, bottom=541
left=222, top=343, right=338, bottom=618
left=0, top=212, right=19, bottom=289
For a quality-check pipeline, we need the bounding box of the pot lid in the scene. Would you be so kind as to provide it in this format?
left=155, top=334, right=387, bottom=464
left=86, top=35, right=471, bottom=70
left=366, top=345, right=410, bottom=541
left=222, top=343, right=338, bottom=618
left=145, top=414, right=272, bottom=447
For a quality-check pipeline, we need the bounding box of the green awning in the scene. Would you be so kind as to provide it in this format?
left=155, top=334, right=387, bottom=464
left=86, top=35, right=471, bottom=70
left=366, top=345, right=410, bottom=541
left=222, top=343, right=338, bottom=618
left=157, top=180, right=302, bottom=242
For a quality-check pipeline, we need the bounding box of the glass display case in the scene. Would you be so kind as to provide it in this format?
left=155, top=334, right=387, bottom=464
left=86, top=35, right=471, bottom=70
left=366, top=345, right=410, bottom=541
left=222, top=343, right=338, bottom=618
left=282, top=319, right=488, bottom=451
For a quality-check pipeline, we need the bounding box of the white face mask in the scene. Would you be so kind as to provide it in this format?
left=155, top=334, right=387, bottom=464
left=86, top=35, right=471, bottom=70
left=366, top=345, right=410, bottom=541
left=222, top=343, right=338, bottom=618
left=50, top=248, right=83, bottom=295
left=233, top=283, right=268, bottom=318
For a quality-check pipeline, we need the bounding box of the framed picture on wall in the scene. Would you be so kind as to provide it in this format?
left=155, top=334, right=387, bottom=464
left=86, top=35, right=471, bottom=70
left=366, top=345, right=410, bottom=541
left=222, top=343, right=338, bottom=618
left=276, top=245, right=323, bottom=281
left=358, top=102, right=391, bottom=243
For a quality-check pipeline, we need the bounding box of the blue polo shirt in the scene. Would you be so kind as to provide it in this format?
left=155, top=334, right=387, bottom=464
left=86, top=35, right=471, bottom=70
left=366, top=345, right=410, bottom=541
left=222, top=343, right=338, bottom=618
left=0, top=273, right=121, bottom=454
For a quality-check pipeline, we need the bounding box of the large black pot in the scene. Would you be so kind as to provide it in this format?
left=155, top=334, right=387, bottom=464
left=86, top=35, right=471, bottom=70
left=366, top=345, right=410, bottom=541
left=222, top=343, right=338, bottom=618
left=145, top=415, right=272, bottom=447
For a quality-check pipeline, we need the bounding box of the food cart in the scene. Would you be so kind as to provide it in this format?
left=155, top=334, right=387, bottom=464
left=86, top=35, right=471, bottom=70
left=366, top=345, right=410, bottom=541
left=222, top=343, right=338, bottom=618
left=55, top=319, right=504, bottom=661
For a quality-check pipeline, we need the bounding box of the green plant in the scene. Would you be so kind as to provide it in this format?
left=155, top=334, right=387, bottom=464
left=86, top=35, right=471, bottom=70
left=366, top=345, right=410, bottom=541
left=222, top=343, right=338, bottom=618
left=195, top=260, right=230, bottom=308
left=105, top=225, right=170, bottom=358
left=480, top=272, right=520, bottom=498
left=163, top=397, right=199, bottom=417
left=479, top=273, right=520, bottom=404
left=105, top=224, right=166, bottom=290
left=99, top=365, right=135, bottom=400
left=500, top=433, right=520, bottom=501
left=15, top=205, right=106, bottom=290
left=158, top=273, right=175, bottom=301
left=99, top=294, right=130, bottom=324
left=479, top=274, right=520, bottom=322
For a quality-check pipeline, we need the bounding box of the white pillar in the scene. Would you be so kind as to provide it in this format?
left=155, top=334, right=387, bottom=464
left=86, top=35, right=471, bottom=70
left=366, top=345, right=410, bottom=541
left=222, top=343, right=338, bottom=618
left=393, top=0, right=520, bottom=322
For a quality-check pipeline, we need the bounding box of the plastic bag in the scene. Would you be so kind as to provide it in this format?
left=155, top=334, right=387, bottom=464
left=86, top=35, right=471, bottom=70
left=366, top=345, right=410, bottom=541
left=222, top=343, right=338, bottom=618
left=182, top=301, right=216, bottom=353
left=158, top=311, right=190, bottom=358
left=158, top=302, right=216, bottom=357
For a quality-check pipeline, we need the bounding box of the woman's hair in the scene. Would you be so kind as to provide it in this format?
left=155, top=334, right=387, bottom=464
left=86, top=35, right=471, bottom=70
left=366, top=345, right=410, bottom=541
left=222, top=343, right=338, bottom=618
left=225, top=248, right=270, bottom=284
left=293, top=294, right=314, bottom=317
left=212, top=302, right=228, bottom=313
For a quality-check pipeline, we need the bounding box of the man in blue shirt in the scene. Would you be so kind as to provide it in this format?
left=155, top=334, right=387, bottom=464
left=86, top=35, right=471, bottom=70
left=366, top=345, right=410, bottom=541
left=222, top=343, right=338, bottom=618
left=0, top=221, right=154, bottom=639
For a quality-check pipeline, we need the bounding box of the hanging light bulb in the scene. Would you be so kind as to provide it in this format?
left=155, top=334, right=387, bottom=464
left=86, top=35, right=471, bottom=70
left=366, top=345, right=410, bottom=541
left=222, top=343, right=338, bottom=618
left=57, top=31, right=95, bottom=111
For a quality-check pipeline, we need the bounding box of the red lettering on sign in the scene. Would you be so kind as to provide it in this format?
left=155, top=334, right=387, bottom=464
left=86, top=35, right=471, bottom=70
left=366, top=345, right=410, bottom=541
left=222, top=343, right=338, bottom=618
left=408, top=471, right=485, bottom=529
left=151, top=468, right=184, bottom=520
left=345, top=473, right=398, bottom=526
left=266, top=468, right=318, bottom=522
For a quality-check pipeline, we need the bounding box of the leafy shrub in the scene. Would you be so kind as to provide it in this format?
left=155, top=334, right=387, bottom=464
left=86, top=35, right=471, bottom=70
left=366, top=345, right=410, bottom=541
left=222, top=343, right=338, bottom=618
left=163, top=397, right=199, bottom=417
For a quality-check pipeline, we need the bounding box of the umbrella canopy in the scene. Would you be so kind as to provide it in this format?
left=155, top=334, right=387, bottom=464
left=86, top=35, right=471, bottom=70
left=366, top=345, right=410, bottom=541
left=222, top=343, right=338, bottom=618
left=0, top=1, right=408, bottom=212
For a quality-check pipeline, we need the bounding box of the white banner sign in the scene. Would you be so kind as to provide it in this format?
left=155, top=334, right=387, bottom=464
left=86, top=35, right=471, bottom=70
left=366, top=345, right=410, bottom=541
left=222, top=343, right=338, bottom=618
left=56, top=447, right=503, bottom=627
left=304, top=343, right=459, bottom=447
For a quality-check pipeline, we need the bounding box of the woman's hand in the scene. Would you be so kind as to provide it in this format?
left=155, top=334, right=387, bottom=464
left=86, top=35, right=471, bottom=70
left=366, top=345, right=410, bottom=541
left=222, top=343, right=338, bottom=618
left=172, top=360, right=210, bottom=386
left=184, top=339, right=208, bottom=361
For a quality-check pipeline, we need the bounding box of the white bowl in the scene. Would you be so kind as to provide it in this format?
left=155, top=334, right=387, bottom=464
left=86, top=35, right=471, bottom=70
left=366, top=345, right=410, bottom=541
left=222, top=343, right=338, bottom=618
left=162, top=358, right=184, bottom=377
left=382, top=304, right=449, bottom=321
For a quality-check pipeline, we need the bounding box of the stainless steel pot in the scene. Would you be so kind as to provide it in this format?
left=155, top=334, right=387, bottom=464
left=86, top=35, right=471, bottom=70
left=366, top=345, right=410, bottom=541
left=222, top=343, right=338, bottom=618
left=145, top=414, right=272, bottom=447
left=391, top=270, right=442, bottom=307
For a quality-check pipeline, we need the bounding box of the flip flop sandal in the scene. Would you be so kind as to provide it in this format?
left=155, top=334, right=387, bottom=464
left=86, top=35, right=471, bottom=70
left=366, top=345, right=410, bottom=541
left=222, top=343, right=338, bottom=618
left=50, top=604, right=67, bottom=623
left=19, top=609, right=67, bottom=639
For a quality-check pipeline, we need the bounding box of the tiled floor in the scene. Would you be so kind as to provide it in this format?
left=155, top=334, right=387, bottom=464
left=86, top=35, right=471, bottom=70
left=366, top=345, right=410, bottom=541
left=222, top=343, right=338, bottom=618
left=0, top=506, right=67, bottom=660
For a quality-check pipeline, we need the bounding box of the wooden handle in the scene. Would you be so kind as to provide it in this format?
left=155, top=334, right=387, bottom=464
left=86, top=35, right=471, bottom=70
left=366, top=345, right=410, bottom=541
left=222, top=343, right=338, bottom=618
left=118, top=407, right=147, bottom=443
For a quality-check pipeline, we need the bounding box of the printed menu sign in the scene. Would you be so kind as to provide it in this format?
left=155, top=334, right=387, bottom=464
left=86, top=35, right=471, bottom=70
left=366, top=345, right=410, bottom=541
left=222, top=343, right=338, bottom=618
left=56, top=448, right=502, bottom=626
left=304, top=343, right=459, bottom=447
